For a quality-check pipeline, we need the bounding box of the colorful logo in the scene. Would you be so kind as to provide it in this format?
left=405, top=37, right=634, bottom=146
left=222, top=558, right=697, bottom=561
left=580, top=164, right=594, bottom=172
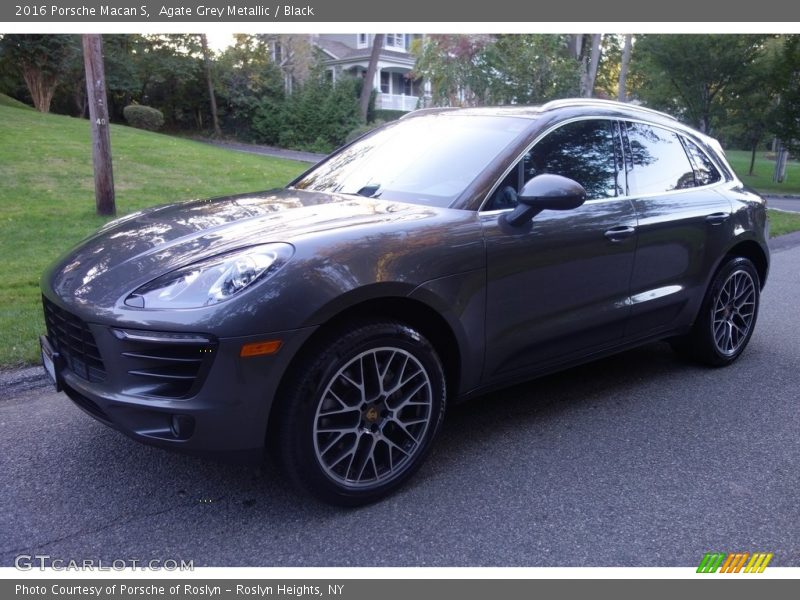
left=697, top=552, right=773, bottom=573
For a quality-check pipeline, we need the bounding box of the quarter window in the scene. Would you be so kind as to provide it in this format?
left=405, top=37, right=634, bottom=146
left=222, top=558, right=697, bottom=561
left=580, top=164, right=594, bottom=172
left=681, top=136, right=722, bottom=186
left=625, top=122, right=696, bottom=195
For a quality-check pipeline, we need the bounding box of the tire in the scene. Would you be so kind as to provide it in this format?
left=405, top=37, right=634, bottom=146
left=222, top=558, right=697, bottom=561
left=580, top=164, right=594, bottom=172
left=273, top=320, right=446, bottom=506
left=671, top=256, right=760, bottom=367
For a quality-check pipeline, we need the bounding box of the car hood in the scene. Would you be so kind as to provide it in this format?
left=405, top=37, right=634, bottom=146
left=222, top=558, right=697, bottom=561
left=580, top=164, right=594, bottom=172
left=44, top=188, right=448, bottom=312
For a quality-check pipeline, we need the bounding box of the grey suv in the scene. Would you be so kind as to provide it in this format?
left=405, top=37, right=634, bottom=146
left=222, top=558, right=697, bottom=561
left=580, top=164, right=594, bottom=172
left=40, top=99, right=769, bottom=505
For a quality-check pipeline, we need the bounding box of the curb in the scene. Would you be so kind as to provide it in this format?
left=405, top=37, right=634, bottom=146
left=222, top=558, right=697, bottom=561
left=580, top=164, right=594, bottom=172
left=768, top=230, right=800, bottom=253
left=0, top=365, right=50, bottom=397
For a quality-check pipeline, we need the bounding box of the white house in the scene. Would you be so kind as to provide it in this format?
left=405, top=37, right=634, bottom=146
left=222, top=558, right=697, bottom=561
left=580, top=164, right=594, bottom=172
left=313, top=34, right=427, bottom=112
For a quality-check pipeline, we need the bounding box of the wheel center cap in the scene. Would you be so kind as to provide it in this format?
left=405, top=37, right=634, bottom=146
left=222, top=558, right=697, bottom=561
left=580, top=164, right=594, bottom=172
left=365, top=406, right=379, bottom=423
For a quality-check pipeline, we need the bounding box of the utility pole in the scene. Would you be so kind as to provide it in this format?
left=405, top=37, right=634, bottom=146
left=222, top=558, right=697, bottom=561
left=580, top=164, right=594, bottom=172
left=82, top=34, right=116, bottom=216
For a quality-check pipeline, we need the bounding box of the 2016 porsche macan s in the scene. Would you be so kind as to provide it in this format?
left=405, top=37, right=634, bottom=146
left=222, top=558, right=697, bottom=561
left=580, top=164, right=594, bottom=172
left=41, top=99, right=769, bottom=505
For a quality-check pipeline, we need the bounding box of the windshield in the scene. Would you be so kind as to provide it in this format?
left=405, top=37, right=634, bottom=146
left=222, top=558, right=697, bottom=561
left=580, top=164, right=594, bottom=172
left=291, top=114, right=530, bottom=208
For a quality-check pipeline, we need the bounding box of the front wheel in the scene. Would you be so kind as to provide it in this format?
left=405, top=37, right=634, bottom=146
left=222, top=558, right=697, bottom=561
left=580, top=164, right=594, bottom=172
left=671, top=256, right=761, bottom=367
left=274, top=320, right=446, bottom=506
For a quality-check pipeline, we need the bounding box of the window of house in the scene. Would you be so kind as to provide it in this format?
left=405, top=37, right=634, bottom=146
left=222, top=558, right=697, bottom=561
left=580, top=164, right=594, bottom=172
left=357, top=34, right=368, bottom=48
left=681, top=136, right=722, bottom=187
left=385, top=34, right=405, bottom=49
left=625, top=122, right=696, bottom=195
left=485, top=119, right=621, bottom=210
left=380, top=72, right=390, bottom=94
left=272, top=42, right=282, bottom=64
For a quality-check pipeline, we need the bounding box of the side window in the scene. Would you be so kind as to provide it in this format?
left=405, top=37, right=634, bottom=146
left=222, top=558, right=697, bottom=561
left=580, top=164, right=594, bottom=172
left=486, top=119, right=620, bottom=210
left=681, top=136, right=722, bottom=186
left=625, top=122, right=696, bottom=195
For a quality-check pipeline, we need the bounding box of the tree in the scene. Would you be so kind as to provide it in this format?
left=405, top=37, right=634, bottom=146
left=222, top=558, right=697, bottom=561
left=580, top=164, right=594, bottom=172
left=359, top=34, right=384, bottom=121
left=0, top=34, right=78, bottom=112
left=618, top=35, right=632, bottom=102
left=631, top=34, right=766, bottom=133
left=716, top=37, right=783, bottom=175
left=413, top=34, right=581, bottom=107
left=480, top=35, right=580, bottom=104
left=772, top=35, right=800, bottom=157
left=200, top=34, right=221, bottom=137
left=412, top=34, right=493, bottom=106
left=260, top=34, right=315, bottom=94
left=583, top=34, right=602, bottom=97
left=216, top=34, right=284, bottom=139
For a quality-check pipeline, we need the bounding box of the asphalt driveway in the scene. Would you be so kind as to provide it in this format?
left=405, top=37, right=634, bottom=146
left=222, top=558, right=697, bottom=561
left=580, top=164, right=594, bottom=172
left=2, top=244, right=799, bottom=568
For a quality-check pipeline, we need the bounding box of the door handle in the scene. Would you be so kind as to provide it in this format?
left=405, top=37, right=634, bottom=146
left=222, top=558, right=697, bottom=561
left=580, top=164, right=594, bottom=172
left=604, top=225, right=636, bottom=242
left=705, top=212, right=730, bottom=225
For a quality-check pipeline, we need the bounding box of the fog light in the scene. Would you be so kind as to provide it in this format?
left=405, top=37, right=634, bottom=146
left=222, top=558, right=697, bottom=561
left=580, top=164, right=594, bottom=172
left=171, top=415, right=195, bottom=439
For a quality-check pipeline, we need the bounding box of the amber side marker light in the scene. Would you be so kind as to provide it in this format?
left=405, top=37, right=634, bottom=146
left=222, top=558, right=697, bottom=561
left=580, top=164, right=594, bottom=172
left=240, top=340, right=283, bottom=357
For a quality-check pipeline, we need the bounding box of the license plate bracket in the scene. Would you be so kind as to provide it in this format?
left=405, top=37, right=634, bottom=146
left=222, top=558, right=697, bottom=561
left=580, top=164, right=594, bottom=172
left=40, top=335, right=62, bottom=392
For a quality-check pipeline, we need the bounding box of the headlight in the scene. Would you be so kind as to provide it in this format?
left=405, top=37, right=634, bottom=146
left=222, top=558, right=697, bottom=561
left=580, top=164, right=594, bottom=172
left=124, top=243, right=294, bottom=309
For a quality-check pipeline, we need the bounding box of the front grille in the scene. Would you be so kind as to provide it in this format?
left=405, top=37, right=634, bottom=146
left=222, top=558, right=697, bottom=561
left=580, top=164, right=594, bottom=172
left=42, top=297, right=106, bottom=383
left=115, top=330, right=216, bottom=399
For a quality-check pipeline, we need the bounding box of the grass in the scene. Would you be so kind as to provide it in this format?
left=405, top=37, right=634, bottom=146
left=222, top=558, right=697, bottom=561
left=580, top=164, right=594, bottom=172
left=768, top=209, right=800, bottom=238
left=0, top=104, right=307, bottom=367
left=725, top=149, right=800, bottom=195
left=0, top=92, right=34, bottom=110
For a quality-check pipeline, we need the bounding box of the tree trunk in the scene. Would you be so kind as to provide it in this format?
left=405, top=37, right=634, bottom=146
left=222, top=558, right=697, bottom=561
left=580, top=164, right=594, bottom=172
left=22, top=67, right=58, bottom=113
left=749, top=141, right=758, bottom=176
left=584, top=34, right=602, bottom=98
left=82, top=34, right=116, bottom=216
left=618, top=34, right=632, bottom=102
left=200, top=34, right=222, bottom=137
left=569, top=34, right=584, bottom=60
left=359, top=34, right=384, bottom=122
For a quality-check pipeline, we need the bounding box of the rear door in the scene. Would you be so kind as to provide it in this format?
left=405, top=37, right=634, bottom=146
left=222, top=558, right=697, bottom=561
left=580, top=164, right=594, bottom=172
left=621, top=121, right=732, bottom=338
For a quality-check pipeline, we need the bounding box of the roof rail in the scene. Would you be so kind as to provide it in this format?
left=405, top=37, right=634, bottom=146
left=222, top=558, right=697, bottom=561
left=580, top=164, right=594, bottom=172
left=539, top=98, right=678, bottom=121
left=400, top=107, right=458, bottom=119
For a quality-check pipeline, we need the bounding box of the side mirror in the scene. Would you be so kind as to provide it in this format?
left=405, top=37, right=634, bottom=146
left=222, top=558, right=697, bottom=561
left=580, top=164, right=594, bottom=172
left=504, top=174, right=587, bottom=226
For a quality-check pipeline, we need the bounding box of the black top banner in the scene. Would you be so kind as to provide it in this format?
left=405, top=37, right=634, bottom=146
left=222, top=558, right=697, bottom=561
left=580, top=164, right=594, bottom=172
left=3, top=0, right=800, bottom=23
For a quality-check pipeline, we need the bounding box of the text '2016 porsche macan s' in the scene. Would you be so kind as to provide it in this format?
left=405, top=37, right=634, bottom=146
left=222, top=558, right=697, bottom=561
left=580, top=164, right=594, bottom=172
left=41, top=99, right=769, bottom=505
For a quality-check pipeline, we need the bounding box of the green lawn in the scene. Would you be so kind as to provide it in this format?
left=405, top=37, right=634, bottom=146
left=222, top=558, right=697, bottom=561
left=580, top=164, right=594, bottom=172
left=0, top=104, right=306, bottom=367
left=768, top=209, right=800, bottom=238
left=0, top=92, right=34, bottom=110
left=725, top=149, right=800, bottom=195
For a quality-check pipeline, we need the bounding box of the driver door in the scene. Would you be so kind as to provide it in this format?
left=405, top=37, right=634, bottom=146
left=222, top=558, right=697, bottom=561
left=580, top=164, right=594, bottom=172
left=480, top=118, right=638, bottom=382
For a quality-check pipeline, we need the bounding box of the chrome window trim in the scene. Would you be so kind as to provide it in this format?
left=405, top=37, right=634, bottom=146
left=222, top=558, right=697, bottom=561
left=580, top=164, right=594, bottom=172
left=478, top=114, right=732, bottom=213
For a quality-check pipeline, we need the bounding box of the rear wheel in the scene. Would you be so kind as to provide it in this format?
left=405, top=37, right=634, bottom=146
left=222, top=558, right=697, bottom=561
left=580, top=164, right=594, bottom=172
left=274, top=320, right=446, bottom=506
left=671, top=256, right=760, bottom=367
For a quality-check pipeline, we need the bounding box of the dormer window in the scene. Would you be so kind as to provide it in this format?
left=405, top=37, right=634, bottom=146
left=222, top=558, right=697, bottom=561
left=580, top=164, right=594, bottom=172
left=385, top=34, right=406, bottom=50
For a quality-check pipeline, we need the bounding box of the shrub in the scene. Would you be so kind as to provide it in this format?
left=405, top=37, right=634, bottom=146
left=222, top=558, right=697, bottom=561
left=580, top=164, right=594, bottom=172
left=373, top=109, right=407, bottom=123
left=345, top=120, right=386, bottom=144
left=123, top=104, right=165, bottom=131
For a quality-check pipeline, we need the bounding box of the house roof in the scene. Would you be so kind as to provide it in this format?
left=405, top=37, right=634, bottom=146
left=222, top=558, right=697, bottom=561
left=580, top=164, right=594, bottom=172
left=314, top=38, right=415, bottom=66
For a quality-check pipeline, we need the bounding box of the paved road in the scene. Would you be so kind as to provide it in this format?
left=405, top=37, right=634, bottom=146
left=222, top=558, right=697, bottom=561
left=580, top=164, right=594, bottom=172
left=766, top=196, right=800, bottom=212
left=2, top=246, right=799, bottom=568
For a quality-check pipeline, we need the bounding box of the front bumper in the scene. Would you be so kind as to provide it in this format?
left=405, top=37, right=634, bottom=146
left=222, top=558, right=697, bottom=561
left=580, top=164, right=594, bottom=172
left=44, top=319, right=317, bottom=463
